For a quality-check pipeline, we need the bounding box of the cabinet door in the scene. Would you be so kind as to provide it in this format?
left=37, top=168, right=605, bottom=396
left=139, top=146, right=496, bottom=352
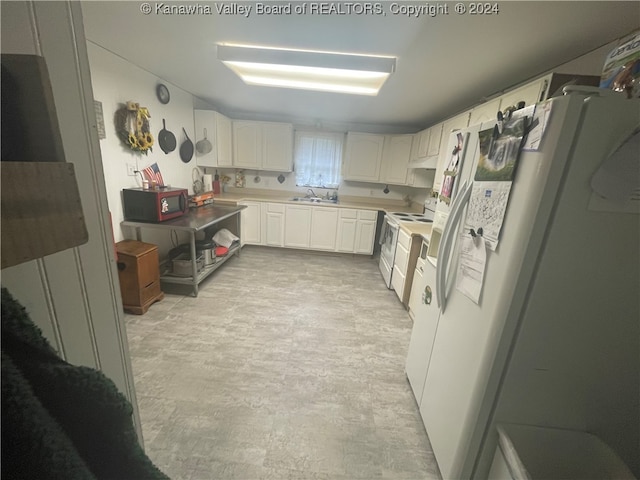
left=381, top=134, right=412, bottom=185
left=433, top=112, right=470, bottom=193
left=408, top=264, right=424, bottom=319
left=336, top=218, right=357, bottom=252
left=265, top=212, right=284, bottom=246
left=405, top=261, right=439, bottom=404
left=194, top=110, right=218, bottom=167
left=499, top=78, right=545, bottom=112
left=343, top=133, right=384, bottom=182
left=239, top=201, right=261, bottom=245
left=418, top=128, right=431, bottom=158
left=262, top=123, right=293, bottom=172
left=427, top=123, right=443, bottom=157
left=264, top=203, right=284, bottom=247
left=215, top=112, right=233, bottom=167
left=336, top=209, right=358, bottom=252
left=355, top=219, right=376, bottom=254
left=284, top=205, right=311, bottom=248
left=469, top=97, right=502, bottom=127
left=310, top=207, right=338, bottom=251
left=233, top=121, right=261, bottom=169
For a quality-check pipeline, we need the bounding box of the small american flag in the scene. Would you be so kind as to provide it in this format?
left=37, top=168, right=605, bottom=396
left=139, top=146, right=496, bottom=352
left=142, top=162, right=164, bottom=186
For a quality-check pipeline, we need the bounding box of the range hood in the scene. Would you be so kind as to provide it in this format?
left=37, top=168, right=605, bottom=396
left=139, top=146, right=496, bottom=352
left=408, top=154, right=438, bottom=169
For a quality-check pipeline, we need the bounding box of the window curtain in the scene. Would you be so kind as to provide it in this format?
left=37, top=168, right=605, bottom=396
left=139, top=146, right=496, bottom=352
left=294, top=131, right=343, bottom=188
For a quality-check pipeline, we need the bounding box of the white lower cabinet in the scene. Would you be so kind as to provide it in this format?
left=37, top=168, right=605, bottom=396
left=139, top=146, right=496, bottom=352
left=337, top=209, right=377, bottom=255
left=284, top=205, right=312, bottom=248
left=241, top=201, right=377, bottom=254
left=354, top=211, right=377, bottom=255
left=239, top=201, right=261, bottom=245
left=336, top=209, right=358, bottom=252
left=262, top=203, right=285, bottom=247
left=310, top=207, right=338, bottom=251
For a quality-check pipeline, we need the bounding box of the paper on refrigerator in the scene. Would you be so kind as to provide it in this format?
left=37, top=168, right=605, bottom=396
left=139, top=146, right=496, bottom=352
left=467, top=119, right=527, bottom=251
left=456, top=232, right=487, bottom=304
left=465, top=182, right=513, bottom=251
left=522, top=101, right=552, bottom=151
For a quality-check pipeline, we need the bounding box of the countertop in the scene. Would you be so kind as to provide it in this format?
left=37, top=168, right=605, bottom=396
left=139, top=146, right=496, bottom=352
left=122, top=204, right=245, bottom=233
left=210, top=188, right=424, bottom=214
left=399, top=222, right=433, bottom=241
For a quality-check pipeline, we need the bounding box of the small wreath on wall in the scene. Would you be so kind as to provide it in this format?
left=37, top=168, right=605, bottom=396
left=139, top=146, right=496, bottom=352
left=115, top=101, right=154, bottom=154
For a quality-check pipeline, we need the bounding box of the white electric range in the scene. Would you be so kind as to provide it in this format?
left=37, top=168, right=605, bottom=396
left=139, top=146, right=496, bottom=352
left=379, top=199, right=436, bottom=289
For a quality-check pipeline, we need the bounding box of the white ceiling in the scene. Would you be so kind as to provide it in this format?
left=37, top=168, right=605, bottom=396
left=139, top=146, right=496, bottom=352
left=81, top=1, right=639, bottom=130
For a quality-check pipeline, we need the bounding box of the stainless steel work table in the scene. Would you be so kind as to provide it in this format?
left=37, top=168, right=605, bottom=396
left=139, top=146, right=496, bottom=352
left=122, top=204, right=246, bottom=297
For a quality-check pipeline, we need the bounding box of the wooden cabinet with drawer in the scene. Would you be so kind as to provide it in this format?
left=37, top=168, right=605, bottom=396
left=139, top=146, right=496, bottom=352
left=116, top=240, right=164, bottom=314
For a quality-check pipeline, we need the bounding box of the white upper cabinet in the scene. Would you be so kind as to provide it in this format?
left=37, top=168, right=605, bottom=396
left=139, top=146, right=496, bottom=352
left=343, top=132, right=385, bottom=182
left=381, top=134, right=413, bottom=185
left=233, top=121, right=261, bottom=169
left=427, top=123, right=443, bottom=158
left=468, top=97, right=502, bottom=127
left=344, top=133, right=427, bottom=187
left=499, top=78, right=547, bottom=113
left=232, top=120, right=293, bottom=172
left=410, top=122, right=443, bottom=170
left=194, top=110, right=232, bottom=168
left=215, top=113, right=232, bottom=167
left=262, top=122, right=294, bottom=171
left=414, top=128, right=431, bottom=159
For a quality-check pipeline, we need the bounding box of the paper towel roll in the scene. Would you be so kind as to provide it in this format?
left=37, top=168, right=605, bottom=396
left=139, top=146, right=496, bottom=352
left=202, top=174, right=213, bottom=192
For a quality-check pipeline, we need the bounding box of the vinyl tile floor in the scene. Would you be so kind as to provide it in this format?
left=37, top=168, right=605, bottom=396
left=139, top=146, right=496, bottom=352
left=124, top=246, right=442, bottom=480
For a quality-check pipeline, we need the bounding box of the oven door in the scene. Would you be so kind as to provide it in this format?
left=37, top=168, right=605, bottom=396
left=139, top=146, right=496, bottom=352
left=378, top=215, right=399, bottom=288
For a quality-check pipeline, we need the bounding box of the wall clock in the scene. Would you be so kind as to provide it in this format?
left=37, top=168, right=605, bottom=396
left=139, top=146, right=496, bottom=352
left=156, top=84, right=170, bottom=104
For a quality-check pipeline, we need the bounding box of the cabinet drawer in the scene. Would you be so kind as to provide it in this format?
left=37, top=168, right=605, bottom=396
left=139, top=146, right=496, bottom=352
left=397, top=228, right=411, bottom=250
left=358, top=210, right=378, bottom=221
left=268, top=203, right=285, bottom=213
left=140, top=280, right=161, bottom=305
left=394, top=242, right=409, bottom=272
left=340, top=208, right=358, bottom=219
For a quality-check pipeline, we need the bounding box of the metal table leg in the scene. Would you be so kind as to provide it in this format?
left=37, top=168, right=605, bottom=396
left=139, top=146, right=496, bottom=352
left=189, top=233, right=198, bottom=297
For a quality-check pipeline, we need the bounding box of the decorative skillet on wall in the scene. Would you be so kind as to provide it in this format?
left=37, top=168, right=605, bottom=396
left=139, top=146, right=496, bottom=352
left=158, top=119, right=176, bottom=154
left=180, top=128, right=194, bottom=163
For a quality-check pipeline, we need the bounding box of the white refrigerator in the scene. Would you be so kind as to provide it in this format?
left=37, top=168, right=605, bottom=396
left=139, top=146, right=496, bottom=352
left=407, top=88, right=640, bottom=479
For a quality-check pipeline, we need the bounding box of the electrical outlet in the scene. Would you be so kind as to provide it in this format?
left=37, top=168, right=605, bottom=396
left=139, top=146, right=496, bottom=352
left=126, top=163, right=136, bottom=176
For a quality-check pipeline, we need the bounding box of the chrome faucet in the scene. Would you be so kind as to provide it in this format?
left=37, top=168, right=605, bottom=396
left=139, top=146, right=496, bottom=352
left=306, top=188, right=317, bottom=198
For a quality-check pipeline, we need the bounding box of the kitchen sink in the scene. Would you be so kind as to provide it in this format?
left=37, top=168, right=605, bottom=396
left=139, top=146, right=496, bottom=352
left=290, top=196, right=338, bottom=204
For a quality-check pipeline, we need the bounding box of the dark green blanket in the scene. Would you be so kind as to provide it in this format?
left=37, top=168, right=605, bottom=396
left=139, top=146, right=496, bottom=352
left=1, top=287, right=169, bottom=480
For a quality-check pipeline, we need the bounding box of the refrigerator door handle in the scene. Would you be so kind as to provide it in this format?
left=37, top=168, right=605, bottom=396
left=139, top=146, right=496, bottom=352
left=436, top=181, right=473, bottom=312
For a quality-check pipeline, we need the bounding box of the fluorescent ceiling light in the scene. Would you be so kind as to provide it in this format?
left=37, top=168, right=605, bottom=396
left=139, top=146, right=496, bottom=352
left=217, top=44, right=396, bottom=96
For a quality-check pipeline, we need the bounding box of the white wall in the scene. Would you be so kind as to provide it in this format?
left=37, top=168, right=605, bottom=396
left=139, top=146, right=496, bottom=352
left=87, top=42, right=202, bottom=251
left=1, top=1, right=142, bottom=440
